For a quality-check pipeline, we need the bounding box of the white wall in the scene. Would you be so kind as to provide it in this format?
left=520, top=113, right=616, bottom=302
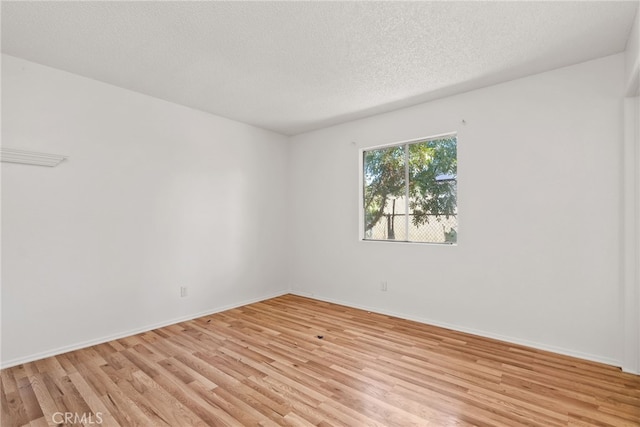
left=1, top=54, right=289, bottom=366
left=1, top=51, right=632, bottom=370
left=289, top=54, right=626, bottom=366
left=625, top=8, right=639, bottom=96
left=622, top=96, right=639, bottom=374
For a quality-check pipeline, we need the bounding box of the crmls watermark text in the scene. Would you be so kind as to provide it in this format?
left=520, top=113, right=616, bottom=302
left=52, top=412, right=103, bottom=425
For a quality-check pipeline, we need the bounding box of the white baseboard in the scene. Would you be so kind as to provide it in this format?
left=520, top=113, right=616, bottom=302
left=4, top=289, right=629, bottom=374
left=625, top=366, right=640, bottom=375
left=290, top=290, right=624, bottom=371
left=0, top=289, right=289, bottom=369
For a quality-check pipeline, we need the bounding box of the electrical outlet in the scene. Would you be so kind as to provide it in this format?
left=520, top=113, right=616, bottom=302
left=381, top=281, right=388, bottom=291
left=180, top=286, right=188, bottom=298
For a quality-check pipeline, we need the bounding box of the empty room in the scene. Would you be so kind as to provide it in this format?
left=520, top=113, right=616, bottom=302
left=2, top=1, right=639, bottom=426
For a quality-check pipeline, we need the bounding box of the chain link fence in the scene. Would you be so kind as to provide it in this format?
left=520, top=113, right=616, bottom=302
left=365, top=213, right=457, bottom=243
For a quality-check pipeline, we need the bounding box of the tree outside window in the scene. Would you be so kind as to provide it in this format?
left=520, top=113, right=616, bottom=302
left=363, top=135, right=457, bottom=244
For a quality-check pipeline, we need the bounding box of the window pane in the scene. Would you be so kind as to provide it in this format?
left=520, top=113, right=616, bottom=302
left=363, top=145, right=406, bottom=240
left=407, top=137, right=457, bottom=243
left=362, top=135, right=457, bottom=244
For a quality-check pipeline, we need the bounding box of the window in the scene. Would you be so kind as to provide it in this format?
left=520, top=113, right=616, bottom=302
left=361, top=134, right=457, bottom=244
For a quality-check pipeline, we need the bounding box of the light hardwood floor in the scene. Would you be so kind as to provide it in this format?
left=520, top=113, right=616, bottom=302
left=1, top=294, right=639, bottom=426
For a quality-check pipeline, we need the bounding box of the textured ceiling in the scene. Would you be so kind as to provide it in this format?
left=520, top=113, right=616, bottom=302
left=1, top=1, right=637, bottom=135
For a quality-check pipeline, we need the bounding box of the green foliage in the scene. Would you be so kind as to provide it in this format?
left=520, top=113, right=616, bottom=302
left=363, top=136, right=457, bottom=234
left=363, top=145, right=405, bottom=232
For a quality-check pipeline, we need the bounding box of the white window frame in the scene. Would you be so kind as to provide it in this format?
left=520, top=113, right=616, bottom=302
left=358, top=132, right=458, bottom=245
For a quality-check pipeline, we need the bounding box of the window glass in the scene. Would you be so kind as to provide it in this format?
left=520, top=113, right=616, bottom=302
left=363, top=135, right=457, bottom=244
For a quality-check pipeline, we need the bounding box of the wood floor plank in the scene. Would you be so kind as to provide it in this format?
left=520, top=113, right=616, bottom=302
left=15, top=375, right=43, bottom=423
left=187, top=380, right=251, bottom=426
left=1, top=390, right=28, bottom=427
left=2, top=294, right=638, bottom=426
left=101, top=388, right=156, bottom=426
left=27, top=375, right=60, bottom=426
left=66, top=371, right=117, bottom=426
